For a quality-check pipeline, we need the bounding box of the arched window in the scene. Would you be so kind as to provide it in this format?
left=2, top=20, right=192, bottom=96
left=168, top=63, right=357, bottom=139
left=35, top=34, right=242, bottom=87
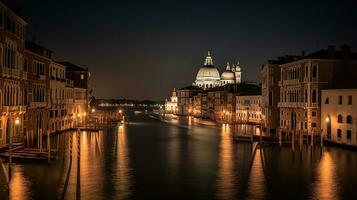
left=338, top=115, right=343, bottom=123
left=312, top=89, right=317, bottom=103
left=312, top=65, right=317, bottom=78
left=347, top=115, right=352, bottom=124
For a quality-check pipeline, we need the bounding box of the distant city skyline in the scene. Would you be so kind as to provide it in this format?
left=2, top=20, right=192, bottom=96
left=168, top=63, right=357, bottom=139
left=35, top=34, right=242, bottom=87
left=4, top=0, right=357, bottom=100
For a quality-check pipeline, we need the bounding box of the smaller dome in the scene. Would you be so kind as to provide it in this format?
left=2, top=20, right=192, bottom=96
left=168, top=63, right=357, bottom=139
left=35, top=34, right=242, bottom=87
left=221, top=62, right=235, bottom=80
left=221, top=71, right=235, bottom=80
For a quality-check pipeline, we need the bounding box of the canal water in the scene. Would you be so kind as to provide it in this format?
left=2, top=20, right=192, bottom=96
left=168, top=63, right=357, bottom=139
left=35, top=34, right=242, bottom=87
left=1, top=113, right=357, bottom=200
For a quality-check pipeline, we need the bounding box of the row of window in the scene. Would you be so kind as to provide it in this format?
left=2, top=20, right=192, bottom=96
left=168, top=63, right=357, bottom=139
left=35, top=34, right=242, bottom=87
left=326, top=96, right=353, bottom=105
left=282, top=65, right=318, bottom=81
left=337, top=129, right=353, bottom=140
left=49, top=109, right=67, bottom=118
left=281, top=89, right=318, bottom=103
left=280, top=120, right=317, bottom=129
left=0, top=11, right=25, bottom=40
left=33, top=88, right=46, bottom=102
left=337, top=115, right=353, bottom=124
left=34, top=61, right=45, bottom=75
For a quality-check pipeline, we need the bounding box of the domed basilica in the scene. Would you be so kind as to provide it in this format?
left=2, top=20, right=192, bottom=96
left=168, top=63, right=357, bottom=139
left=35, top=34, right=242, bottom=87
left=193, top=51, right=241, bottom=90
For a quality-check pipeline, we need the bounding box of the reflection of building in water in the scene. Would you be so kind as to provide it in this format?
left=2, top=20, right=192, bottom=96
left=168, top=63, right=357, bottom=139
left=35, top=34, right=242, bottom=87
left=165, top=88, right=178, bottom=114
left=312, top=151, right=339, bottom=200
left=116, top=125, right=132, bottom=198
left=321, top=89, right=357, bottom=146
left=246, top=146, right=266, bottom=200
left=217, top=126, right=236, bottom=200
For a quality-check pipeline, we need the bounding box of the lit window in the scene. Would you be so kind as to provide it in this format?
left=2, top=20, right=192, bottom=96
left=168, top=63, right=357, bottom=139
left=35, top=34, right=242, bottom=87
left=81, top=74, right=84, bottom=79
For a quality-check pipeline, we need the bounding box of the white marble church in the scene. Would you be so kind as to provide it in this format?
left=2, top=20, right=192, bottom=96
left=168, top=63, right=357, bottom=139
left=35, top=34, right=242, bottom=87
left=193, top=51, right=242, bottom=90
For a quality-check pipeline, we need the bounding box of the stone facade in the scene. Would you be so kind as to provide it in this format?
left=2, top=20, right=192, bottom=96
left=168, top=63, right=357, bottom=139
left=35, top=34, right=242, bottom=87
left=321, top=89, right=357, bottom=146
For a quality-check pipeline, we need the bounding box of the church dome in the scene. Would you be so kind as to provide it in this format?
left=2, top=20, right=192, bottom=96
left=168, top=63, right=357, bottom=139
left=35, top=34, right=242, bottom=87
left=221, top=62, right=235, bottom=80
left=196, top=67, right=221, bottom=80
left=195, top=51, right=220, bottom=80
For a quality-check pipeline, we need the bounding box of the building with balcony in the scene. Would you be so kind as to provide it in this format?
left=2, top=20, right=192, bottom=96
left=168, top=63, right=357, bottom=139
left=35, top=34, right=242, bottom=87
left=24, top=42, right=51, bottom=148
left=58, top=62, right=90, bottom=127
left=0, top=2, right=28, bottom=147
left=49, top=61, right=68, bottom=133
left=235, top=85, right=262, bottom=124
left=177, top=85, right=202, bottom=116
left=321, top=88, right=357, bottom=146
left=278, top=46, right=357, bottom=138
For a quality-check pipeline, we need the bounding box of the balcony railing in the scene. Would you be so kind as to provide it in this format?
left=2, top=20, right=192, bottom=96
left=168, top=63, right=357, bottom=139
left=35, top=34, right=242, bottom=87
left=30, top=102, right=47, bottom=108
left=277, top=102, right=307, bottom=108
left=1, top=67, right=22, bottom=79
left=21, top=71, right=28, bottom=80
left=2, top=105, right=26, bottom=113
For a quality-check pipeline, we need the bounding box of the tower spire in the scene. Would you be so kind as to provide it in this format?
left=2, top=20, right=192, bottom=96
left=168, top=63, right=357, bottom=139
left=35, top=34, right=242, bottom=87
left=204, top=51, right=213, bottom=66
left=226, top=62, right=230, bottom=70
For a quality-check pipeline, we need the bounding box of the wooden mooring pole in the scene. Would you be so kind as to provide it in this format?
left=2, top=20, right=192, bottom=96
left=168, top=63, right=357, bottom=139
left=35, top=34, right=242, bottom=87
left=76, top=129, right=81, bottom=200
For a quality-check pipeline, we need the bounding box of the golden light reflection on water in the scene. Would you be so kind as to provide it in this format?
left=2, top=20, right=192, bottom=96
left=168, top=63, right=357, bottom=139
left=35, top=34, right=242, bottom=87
left=9, top=165, right=30, bottom=200
left=115, top=124, right=131, bottom=198
left=312, top=151, right=339, bottom=200
left=216, top=125, right=236, bottom=200
left=79, top=131, right=104, bottom=199
left=246, top=146, right=267, bottom=200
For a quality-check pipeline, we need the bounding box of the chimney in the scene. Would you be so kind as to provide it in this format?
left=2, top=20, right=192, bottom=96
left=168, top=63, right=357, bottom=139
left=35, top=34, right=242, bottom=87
left=327, top=45, right=335, bottom=58
left=301, top=50, right=305, bottom=58
left=341, top=44, right=351, bottom=60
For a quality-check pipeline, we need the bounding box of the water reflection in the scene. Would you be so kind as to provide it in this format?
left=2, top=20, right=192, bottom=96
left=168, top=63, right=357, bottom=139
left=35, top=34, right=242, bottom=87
left=115, top=124, right=132, bottom=199
left=9, top=165, right=30, bottom=200
left=216, top=125, right=236, bottom=200
left=1, top=115, right=357, bottom=200
left=311, top=151, right=339, bottom=200
left=246, top=145, right=267, bottom=200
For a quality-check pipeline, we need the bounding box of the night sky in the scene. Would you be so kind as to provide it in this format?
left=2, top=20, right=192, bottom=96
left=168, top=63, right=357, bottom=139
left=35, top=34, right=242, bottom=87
left=4, top=0, right=357, bottom=100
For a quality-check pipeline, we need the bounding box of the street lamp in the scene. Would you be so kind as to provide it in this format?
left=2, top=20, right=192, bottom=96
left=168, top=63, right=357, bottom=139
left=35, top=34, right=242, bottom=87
left=325, top=117, right=329, bottom=123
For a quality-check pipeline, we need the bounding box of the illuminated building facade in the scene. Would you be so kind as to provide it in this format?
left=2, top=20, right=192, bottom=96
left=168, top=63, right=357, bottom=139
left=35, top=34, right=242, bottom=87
left=278, top=46, right=357, bottom=138
left=59, top=62, right=90, bottom=127
left=177, top=85, right=202, bottom=115
left=49, top=61, right=68, bottom=132
left=321, top=89, right=357, bottom=146
left=24, top=42, right=51, bottom=147
left=236, top=95, right=262, bottom=124
left=0, top=2, right=27, bottom=146
left=194, top=51, right=243, bottom=90
left=0, top=3, right=90, bottom=147
left=164, top=88, right=178, bottom=113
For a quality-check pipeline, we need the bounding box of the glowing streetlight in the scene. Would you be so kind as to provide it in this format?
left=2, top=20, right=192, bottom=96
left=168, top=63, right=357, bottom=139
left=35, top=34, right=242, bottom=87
left=119, top=109, right=123, bottom=114
left=77, top=113, right=81, bottom=117
left=83, top=112, right=87, bottom=117
left=325, top=117, right=330, bottom=123
left=15, top=117, right=20, bottom=125
left=91, top=108, right=95, bottom=113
